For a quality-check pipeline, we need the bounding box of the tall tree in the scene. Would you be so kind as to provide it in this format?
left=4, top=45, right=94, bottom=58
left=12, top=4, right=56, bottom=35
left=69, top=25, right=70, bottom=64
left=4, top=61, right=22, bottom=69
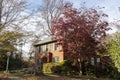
left=52, top=3, right=110, bottom=75
left=0, top=0, right=28, bottom=31
left=106, top=33, right=120, bottom=72
left=37, top=0, right=65, bottom=35
left=28, top=34, right=41, bottom=58
left=0, top=0, right=31, bottom=57
left=0, top=31, right=24, bottom=52
left=0, top=0, right=33, bottom=70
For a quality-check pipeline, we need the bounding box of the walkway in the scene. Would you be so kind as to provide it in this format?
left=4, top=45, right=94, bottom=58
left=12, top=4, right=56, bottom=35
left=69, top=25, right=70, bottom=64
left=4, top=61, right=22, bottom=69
left=8, top=74, right=25, bottom=80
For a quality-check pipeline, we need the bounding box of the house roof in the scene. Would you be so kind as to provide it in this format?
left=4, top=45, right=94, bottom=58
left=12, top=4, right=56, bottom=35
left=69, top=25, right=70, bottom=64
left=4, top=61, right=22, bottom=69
left=34, top=37, right=57, bottom=46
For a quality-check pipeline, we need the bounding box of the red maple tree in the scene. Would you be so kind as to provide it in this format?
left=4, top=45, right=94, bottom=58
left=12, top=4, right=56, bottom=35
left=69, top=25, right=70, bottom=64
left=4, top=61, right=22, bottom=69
left=52, top=3, right=110, bottom=74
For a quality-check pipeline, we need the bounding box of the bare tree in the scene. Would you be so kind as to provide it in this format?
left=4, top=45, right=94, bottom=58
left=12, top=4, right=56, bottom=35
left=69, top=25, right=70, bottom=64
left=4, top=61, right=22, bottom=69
left=0, top=0, right=32, bottom=56
left=109, top=20, right=120, bottom=33
left=28, top=35, right=41, bottom=58
left=37, top=0, right=65, bottom=36
left=115, top=22, right=120, bottom=32
left=0, top=0, right=30, bottom=31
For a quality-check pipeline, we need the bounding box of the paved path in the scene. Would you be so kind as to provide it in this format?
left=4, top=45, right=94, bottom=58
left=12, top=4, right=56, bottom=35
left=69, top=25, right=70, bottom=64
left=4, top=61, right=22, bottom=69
left=8, top=74, right=25, bottom=80
left=5, top=73, right=112, bottom=80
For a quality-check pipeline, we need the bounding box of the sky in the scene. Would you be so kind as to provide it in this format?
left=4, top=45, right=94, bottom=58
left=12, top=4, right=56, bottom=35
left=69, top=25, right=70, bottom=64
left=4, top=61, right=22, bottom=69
left=24, top=0, right=120, bottom=57
left=27, top=0, right=120, bottom=22
left=26, top=0, right=120, bottom=35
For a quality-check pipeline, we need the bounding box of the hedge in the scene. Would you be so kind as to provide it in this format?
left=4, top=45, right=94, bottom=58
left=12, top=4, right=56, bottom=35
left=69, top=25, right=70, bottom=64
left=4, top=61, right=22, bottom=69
left=42, top=60, right=79, bottom=75
left=42, top=61, right=64, bottom=73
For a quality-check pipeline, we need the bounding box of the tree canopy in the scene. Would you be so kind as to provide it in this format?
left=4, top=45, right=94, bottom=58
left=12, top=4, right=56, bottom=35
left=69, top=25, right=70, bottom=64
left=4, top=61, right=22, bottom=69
left=52, top=3, right=110, bottom=60
left=106, top=33, right=120, bottom=72
left=0, top=0, right=30, bottom=54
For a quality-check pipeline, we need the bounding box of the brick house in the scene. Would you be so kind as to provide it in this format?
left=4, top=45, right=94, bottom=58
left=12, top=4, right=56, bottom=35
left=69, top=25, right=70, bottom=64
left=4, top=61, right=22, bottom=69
left=34, top=37, right=111, bottom=72
left=34, top=37, right=65, bottom=70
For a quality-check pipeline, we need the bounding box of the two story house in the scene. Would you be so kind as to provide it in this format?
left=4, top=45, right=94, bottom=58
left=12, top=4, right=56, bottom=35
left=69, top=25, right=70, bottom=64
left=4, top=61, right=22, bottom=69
left=34, top=37, right=111, bottom=74
left=34, top=37, right=65, bottom=70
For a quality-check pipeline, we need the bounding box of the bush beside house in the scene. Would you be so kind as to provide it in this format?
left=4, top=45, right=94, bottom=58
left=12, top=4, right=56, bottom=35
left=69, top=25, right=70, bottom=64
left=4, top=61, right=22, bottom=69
left=42, top=60, right=79, bottom=75
left=42, top=59, right=120, bottom=79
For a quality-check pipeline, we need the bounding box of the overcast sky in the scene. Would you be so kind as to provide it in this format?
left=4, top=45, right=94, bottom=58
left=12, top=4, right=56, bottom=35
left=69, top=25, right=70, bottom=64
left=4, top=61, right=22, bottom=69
left=27, top=0, right=120, bottom=22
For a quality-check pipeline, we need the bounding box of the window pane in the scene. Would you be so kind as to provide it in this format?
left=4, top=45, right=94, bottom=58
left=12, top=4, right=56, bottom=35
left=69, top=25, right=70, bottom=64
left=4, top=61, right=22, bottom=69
left=91, top=57, right=94, bottom=65
left=97, top=58, right=100, bottom=63
left=37, top=59, right=41, bottom=65
left=54, top=56, right=59, bottom=62
left=37, top=59, right=39, bottom=65
left=38, top=46, right=41, bottom=53
left=54, top=43, right=57, bottom=51
left=46, top=44, right=49, bottom=51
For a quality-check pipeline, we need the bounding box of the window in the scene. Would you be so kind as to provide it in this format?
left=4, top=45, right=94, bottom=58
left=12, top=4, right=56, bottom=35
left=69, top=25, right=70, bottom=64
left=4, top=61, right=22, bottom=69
left=54, top=56, right=59, bottom=62
left=91, top=57, right=94, bottom=65
left=97, top=58, right=100, bottom=63
left=46, top=44, right=49, bottom=52
left=37, top=59, right=41, bottom=66
left=54, top=42, right=57, bottom=51
left=38, top=46, right=42, bottom=53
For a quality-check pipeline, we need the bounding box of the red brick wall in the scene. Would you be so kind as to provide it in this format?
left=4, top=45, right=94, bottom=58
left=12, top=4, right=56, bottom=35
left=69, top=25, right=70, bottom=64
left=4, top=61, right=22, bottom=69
left=34, top=41, right=64, bottom=67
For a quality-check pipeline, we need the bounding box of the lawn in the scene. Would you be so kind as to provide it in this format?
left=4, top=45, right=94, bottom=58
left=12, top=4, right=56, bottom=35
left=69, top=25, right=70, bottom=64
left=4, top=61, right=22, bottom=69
left=22, top=74, right=113, bottom=80
left=0, top=71, right=113, bottom=80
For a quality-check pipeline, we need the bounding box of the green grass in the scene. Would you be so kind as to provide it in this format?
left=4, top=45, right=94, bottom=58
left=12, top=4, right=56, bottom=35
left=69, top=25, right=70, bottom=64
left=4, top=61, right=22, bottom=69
left=10, top=70, right=25, bottom=74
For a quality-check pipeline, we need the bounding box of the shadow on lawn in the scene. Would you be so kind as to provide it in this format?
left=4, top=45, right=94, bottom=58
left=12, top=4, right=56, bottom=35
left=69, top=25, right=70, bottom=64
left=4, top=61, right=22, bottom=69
left=0, top=78, right=10, bottom=80
left=35, top=74, right=113, bottom=80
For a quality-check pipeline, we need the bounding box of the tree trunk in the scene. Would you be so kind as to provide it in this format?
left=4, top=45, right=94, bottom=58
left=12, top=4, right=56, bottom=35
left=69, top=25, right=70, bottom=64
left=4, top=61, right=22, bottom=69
left=0, top=0, right=3, bottom=29
left=81, top=61, right=87, bottom=75
left=78, top=58, right=87, bottom=75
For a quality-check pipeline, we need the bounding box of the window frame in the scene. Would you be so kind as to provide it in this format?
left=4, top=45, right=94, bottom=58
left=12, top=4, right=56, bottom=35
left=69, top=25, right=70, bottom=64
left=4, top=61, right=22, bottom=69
left=46, top=44, right=50, bottom=52
left=37, top=59, right=41, bottom=66
left=54, top=56, right=59, bottom=62
left=53, top=42, right=57, bottom=51
left=38, top=46, right=42, bottom=53
left=91, top=57, right=95, bottom=65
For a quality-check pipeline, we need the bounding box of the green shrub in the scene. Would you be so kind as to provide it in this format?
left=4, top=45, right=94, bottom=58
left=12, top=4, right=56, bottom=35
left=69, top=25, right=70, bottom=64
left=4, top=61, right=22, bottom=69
left=42, top=60, right=79, bottom=75
left=42, top=62, right=61, bottom=73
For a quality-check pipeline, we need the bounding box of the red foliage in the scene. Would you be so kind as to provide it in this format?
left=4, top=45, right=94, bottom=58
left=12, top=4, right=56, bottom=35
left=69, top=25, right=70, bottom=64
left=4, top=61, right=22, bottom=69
left=52, top=3, right=110, bottom=60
